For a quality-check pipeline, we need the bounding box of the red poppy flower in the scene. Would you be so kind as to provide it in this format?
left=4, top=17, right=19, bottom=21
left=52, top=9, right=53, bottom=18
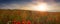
left=12, top=20, right=16, bottom=24
left=22, top=20, right=26, bottom=24
left=27, top=20, right=31, bottom=24
left=16, top=21, right=20, bottom=24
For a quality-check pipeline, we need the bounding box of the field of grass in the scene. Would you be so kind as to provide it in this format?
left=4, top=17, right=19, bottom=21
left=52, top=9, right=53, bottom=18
left=0, top=9, right=60, bottom=24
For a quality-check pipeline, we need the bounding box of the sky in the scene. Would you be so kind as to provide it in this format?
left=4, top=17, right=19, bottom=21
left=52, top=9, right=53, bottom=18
left=0, top=0, right=60, bottom=12
left=0, top=0, right=32, bottom=9
left=0, top=0, right=60, bottom=7
left=0, top=0, right=60, bottom=5
left=0, top=0, right=32, bottom=4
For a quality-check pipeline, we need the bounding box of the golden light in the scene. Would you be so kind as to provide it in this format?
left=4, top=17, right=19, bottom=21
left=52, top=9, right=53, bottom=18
left=32, top=3, right=48, bottom=11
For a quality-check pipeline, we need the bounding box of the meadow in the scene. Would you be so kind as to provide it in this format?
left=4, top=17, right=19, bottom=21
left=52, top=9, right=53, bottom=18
left=0, top=9, right=60, bottom=24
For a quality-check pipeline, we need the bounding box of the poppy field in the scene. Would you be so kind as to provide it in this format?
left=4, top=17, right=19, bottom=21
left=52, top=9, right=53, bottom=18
left=0, top=9, right=60, bottom=24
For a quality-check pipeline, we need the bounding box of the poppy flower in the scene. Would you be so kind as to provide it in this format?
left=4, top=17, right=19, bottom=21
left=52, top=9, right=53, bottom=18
left=22, top=20, right=26, bottom=24
left=12, top=21, right=16, bottom=24
left=16, top=21, right=20, bottom=24
left=12, top=19, right=17, bottom=24
left=27, top=20, right=31, bottom=24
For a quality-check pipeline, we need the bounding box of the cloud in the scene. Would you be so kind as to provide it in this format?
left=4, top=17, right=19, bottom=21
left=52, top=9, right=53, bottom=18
left=0, top=2, right=31, bottom=9
left=0, top=0, right=60, bottom=12
left=0, top=4, right=22, bottom=9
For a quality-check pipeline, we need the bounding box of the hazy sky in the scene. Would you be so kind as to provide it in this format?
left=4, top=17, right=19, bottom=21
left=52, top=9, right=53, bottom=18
left=0, top=0, right=60, bottom=12
left=0, top=0, right=60, bottom=5
left=0, top=0, right=31, bottom=9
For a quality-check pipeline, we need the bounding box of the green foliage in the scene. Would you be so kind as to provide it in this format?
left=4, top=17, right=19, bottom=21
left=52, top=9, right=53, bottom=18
left=15, top=16, right=22, bottom=21
left=9, top=15, right=16, bottom=21
left=26, top=16, right=33, bottom=22
left=39, top=16, right=48, bottom=22
left=0, top=14, right=9, bottom=24
left=0, top=21, right=3, bottom=24
left=46, top=16, right=57, bottom=24
left=46, top=20, right=56, bottom=24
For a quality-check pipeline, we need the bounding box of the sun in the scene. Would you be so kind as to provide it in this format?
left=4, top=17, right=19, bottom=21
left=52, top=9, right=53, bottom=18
left=32, top=3, right=48, bottom=11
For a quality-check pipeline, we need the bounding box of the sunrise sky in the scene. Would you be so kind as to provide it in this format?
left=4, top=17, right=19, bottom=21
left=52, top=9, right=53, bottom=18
left=0, top=0, right=60, bottom=12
